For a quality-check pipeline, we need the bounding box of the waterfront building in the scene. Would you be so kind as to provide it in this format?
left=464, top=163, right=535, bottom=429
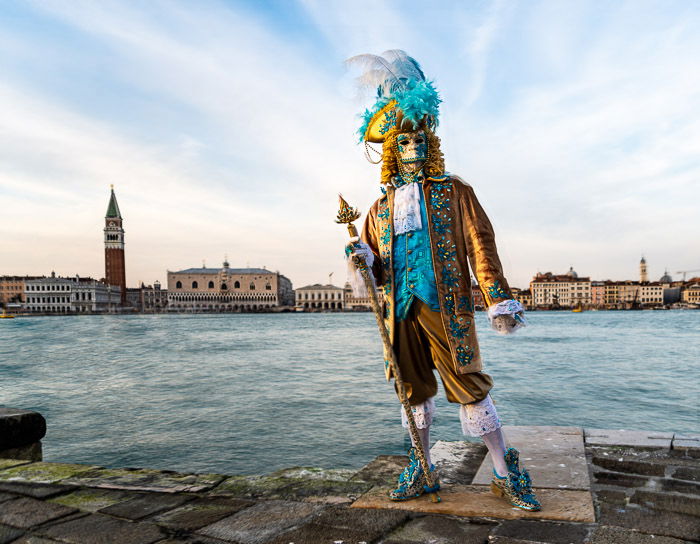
left=296, top=284, right=344, bottom=310
left=530, top=268, right=591, bottom=308
left=511, top=288, right=533, bottom=310
left=681, top=283, right=700, bottom=305
left=591, top=281, right=605, bottom=307
left=142, top=281, right=168, bottom=313
left=24, top=273, right=120, bottom=314
left=639, top=282, right=664, bottom=305
left=343, top=282, right=374, bottom=311
left=0, top=276, right=40, bottom=306
left=104, top=186, right=127, bottom=305
left=471, top=279, right=485, bottom=309
left=167, top=260, right=293, bottom=312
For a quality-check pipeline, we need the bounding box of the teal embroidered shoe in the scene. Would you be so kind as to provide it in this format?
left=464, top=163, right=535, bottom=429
left=388, top=447, right=440, bottom=501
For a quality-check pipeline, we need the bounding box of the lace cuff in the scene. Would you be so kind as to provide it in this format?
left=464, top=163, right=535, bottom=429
left=487, top=299, right=526, bottom=334
left=345, top=240, right=375, bottom=298
left=460, top=393, right=502, bottom=437
left=401, top=397, right=436, bottom=430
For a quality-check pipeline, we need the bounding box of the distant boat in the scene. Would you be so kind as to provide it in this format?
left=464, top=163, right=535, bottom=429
left=572, top=303, right=584, bottom=313
left=0, top=310, right=15, bottom=319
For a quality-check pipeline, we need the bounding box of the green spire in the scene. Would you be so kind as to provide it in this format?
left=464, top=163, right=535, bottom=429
left=106, top=185, right=122, bottom=218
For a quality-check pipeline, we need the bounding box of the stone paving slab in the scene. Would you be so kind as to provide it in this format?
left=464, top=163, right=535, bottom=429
left=351, top=484, right=595, bottom=523
left=0, top=496, right=77, bottom=529
left=150, top=496, right=253, bottom=531
left=36, top=512, right=165, bottom=544
left=47, top=487, right=146, bottom=512
left=97, top=492, right=194, bottom=520
left=0, top=481, right=76, bottom=499
left=382, top=515, right=495, bottom=544
left=60, top=467, right=225, bottom=493
left=349, top=455, right=406, bottom=486
left=472, top=426, right=590, bottom=490
left=5, top=537, right=63, bottom=544
left=430, top=441, right=487, bottom=485
left=584, top=428, right=673, bottom=449
left=196, top=499, right=324, bottom=543
left=0, top=459, right=32, bottom=471
left=672, top=433, right=700, bottom=452
left=0, top=524, right=25, bottom=544
left=0, top=462, right=99, bottom=484
left=490, top=519, right=593, bottom=543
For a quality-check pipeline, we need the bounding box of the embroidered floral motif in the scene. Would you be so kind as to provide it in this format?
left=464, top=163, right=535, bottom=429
left=431, top=214, right=449, bottom=235
left=444, top=293, right=455, bottom=315
left=436, top=239, right=456, bottom=263
left=441, top=266, right=459, bottom=288
left=379, top=108, right=397, bottom=135
left=487, top=280, right=509, bottom=300
left=449, top=316, right=469, bottom=339
left=378, top=207, right=390, bottom=220
left=458, top=295, right=473, bottom=313
left=380, top=227, right=392, bottom=246
left=456, top=346, right=475, bottom=367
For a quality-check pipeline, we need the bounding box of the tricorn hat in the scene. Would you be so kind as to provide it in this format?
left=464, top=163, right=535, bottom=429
left=347, top=50, right=441, bottom=143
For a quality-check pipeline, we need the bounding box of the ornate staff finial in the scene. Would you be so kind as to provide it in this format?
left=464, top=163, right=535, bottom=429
left=336, top=194, right=362, bottom=238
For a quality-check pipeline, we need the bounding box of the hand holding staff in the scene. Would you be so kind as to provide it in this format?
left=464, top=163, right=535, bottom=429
left=336, top=194, right=441, bottom=503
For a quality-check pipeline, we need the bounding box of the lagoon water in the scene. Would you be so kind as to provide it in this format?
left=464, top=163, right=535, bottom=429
left=2, top=311, right=699, bottom=475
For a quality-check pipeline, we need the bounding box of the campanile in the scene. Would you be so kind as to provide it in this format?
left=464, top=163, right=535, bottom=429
left=104, top=185, right=126, bottom=304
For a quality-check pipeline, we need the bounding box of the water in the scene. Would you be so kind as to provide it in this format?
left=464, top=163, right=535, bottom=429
left=1, top=311, right=698, bottom=475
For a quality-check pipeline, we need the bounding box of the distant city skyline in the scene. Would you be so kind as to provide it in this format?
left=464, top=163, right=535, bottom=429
left=1, top=1, right=699, bottom=289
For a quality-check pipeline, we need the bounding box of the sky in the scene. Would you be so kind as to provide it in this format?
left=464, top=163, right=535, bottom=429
left=1, top=0, right=699, bottom=289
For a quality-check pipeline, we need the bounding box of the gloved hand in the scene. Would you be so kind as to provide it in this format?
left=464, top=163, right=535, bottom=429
left=344, top=239, right=374, bottom=268
left=492, top=313, right=522, bottom=334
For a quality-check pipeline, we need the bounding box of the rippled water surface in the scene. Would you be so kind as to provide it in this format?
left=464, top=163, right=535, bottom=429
left=2, top=311, right=698, bottom=474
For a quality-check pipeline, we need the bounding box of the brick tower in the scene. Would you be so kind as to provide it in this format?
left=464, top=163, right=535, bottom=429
left=104, top=185, right=126, bottom=304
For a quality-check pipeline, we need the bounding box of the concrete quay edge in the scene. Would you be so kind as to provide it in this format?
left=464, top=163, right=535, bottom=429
left=0, top=425, right=698, bottom=543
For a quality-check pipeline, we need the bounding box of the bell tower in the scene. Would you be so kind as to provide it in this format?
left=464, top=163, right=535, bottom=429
left=640, top=255, right=648, bottom=283
left=104, top=185, right=126, bottom=304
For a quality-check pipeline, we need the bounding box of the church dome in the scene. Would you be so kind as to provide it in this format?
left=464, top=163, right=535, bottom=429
left=660, top=270, right=672, bottom=283
left=567, top=266, right=578, bottom=278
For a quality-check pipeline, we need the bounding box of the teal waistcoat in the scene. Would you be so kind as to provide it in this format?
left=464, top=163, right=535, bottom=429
left=393, top=182, right=441, bottom=321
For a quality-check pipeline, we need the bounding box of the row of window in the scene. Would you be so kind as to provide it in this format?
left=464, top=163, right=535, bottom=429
left=297, top=292, right=342, bottom=300
left=27, top=285, right=71, bottom=291
left=175, top=280, right=272, bottom=291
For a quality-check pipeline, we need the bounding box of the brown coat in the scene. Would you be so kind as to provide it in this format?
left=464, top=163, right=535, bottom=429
left=361, top=174, right=513, bottom=379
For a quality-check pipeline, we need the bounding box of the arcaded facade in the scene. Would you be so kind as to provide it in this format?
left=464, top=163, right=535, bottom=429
left=167, top=262, right=294, bottom=312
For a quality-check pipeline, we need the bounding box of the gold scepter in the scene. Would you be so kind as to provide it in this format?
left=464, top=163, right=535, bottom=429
left=336, top=194, right=441, bottom=503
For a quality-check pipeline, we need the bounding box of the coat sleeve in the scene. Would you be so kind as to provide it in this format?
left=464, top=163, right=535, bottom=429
left=359, top=200, right=384, bottom=285
left=457, top=180, right=513, bottom=307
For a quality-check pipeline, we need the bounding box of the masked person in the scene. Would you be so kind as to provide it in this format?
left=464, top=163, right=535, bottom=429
left=345, top=50, right=540, bottom=511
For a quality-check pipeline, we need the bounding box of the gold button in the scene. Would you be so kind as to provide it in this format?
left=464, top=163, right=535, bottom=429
left=407, top=249, right=413, bottom=254
left=407, top=233, right=413, bottom=237
left=408, top=267, right=413, bottom=272
left=409, top=284, right=415, bottom=288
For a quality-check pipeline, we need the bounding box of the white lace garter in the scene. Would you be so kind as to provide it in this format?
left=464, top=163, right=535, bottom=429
left=393, top=182, right=422, bottom=234
left=401, top=396, right=435, bottom=430
left=487, top=299, right=527, bottom=335
left=460, top=393, right=502, bottom=437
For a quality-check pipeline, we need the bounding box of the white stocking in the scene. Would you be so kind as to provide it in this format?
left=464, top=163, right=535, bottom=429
left=401, top=397, right=435, bottom=467
left=459, top=393, right=508, bottom=477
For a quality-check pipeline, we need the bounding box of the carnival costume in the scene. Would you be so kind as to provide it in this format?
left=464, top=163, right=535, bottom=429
left=345, top=50, right=540, bottom=510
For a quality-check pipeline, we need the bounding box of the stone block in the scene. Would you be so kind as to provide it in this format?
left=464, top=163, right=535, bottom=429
left=61, top=467, right=225, bottom=493
left=473, top=426, right=590, bottom=490
left=488, top=538, right=549, bottom=544
left=150, top=496, right=253, bottom=531
left=672, top=433, right=700, bottom=453
left=267, top=523, right=375, bottom=544
left=598, top=501, right=700, bottom=541
left=659, top=477, right=700, bottom=495
left=352, top=484, right=595, bottom=523
left=0, top=524, right=25, bottom=544
left=587, top=525, right=692, bottom=544
left=592, top=471, right=649, bottom=488
left=0, top=462, right=99, bottom=484
left=383, top=515, right=494, bottom=544
left=48, top=488, right=144, bottom=512
left=0, top=443, right=42, bottom=462
left=5, top=537, right=65, bottom=544
left=0, top=496, right=77, bottom=529
left=0, top=481, right=75, bottom=499
left=97, top=492, right=193, bottom=520
left=0, top=492, right=19, bottom=504
left=212, top=469, right=371, bottom=502
left=196, top=500, right=323, bottom=543
left=0, top=408, right=46, bottom=450
left=37, top=513, right=165, bottom=544
left=591, top=456, right=665, bottom=477
left=491, top=519, right=592, bottom=544
left=584, top=429, right=673, bottom=449
left=593, top=489, right=628, bottom=505
left=350, top=455, right=407, bottom=486
left=0, top=460, right=32, bottom=471
left=430, top=440, right=487, bottom=485
left=310, top=505, right=408, bottom=538
left=672, top=466, right=700, bottom=481
left=631, top=489, right=700, bottom=517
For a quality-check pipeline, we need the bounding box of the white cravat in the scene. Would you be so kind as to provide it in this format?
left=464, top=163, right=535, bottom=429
left=393, top=181, right=422, bottom=234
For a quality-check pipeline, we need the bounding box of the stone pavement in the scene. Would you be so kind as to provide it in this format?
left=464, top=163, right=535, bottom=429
left=0, top=426, right=698, bottom=543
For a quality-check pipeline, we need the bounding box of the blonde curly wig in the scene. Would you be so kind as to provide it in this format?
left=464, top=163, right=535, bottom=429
left=380, top=125, right=445, bottom=187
